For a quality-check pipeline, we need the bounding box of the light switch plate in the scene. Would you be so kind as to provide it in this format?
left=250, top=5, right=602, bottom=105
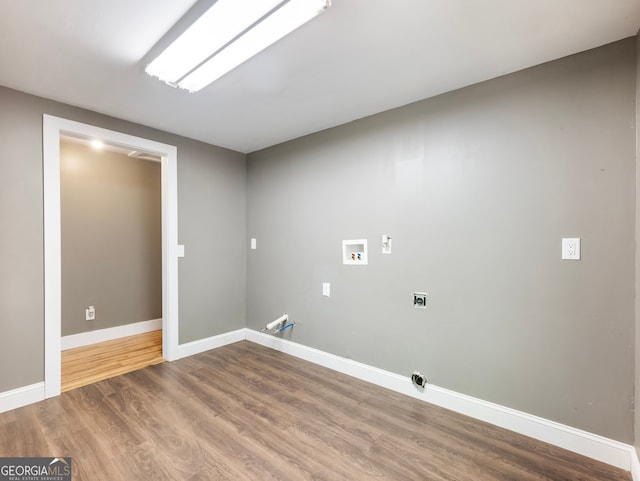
left=322, top=282, right=331, bottom=297
left=250, top=238, right=257, bottom=250
left=562, top=238, right=580, bottom=260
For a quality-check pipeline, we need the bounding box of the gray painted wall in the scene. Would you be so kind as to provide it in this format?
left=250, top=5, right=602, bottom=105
left=0, top=37, right=636, bottom=446
left=0, top=86, right=246, bottom=392
left=247, top=39, right=636, bottom=443
left=177, top=135, right=247, bottom=343
left=60, top=140, right=162, bottom=336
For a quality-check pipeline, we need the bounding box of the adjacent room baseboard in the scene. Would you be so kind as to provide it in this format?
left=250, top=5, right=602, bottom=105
left=61, top=319, right=162, bottom=350
left=2, top=327, right=242, bottom=412
left=173, top=328, right=246, bottom=361
left=0, top=382, right=45, bottom=414
left=244, top=328, right=634, bottom=472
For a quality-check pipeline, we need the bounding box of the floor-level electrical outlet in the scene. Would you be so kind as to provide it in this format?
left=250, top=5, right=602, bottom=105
left=85, top=306, right=95, bottom=321
left=411, top=371, right=427, bottom=389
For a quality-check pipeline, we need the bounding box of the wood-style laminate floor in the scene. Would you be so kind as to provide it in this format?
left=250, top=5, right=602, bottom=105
left=1, top=341, right=631, bottom=481
left=61, top=329, right=164, bottom=392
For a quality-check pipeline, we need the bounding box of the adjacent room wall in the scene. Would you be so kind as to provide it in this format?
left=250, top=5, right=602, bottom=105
left=247, top=39, right=636, bottom=443
left=0, top=86, right=247, bottom=393
left=60, top=140, right=162, bottom=336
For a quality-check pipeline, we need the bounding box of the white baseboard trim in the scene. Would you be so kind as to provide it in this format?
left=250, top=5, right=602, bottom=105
left=4, top=327, right=635, bottom=473
left=173, top=329, right=246, bottom=361
left=61, top=319, right=162, bottom=351
left=631, top=448, right=640, bottom=481
left=244, top=328, right=633, bottom=472
left=0, top=382, right=45, bottom=414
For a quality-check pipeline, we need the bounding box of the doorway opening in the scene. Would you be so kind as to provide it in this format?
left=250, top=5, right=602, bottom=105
left=58, top=135, right=163, bottom=391
left=43, top=115, right=180, bottom=398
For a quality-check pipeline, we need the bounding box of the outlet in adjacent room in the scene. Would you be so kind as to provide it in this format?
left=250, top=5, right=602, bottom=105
left=85, top=306, right=95, bottom=321
left=561, top=238, right=580, bottom=260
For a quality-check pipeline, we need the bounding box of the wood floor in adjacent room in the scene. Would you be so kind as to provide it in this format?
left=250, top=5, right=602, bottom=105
left=60, top=329, right=164, bottom=392
left=1, top=341, right=630, bottom=481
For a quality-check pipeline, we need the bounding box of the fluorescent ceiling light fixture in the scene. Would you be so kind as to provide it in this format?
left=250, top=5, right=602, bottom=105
left=146, top=0, right=330, bottom=92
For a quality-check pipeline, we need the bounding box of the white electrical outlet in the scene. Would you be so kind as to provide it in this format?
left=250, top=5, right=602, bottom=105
left=85, top=306, right=95, bottom=321
left=562, top=238, right=580, bottom=260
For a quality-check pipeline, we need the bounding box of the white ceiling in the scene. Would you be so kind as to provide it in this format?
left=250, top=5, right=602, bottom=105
left=1, top=0, right=639, bottom=153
